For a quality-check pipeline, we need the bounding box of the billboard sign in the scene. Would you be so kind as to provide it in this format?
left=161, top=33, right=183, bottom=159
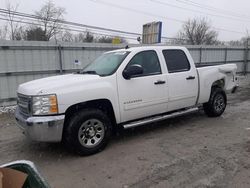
left=142, top=21, right=162, bottom=44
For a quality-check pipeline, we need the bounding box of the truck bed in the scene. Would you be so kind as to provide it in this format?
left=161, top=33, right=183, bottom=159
left=195, top=63, right=224, bottom=68
left=196, top=63, right=237, bottom=105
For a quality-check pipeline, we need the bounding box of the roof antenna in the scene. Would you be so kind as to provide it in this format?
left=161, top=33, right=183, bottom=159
left=125, top=45, right=129, bottom=49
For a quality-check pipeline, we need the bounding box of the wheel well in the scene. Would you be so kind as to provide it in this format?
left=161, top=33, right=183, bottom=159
left=64, top=99, right=117, bottom=126
left=212, top=79, right=225, bottom=89
left=209, top=80, right=227, bottom=103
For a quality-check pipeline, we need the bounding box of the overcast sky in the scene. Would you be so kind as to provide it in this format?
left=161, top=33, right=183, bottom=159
left=0, top=0, right=250, bottom=42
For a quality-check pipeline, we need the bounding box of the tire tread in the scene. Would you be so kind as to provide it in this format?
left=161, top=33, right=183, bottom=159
left=203, top=87, right=227, bottom=117
left=63, top=108, right=112, bottom=156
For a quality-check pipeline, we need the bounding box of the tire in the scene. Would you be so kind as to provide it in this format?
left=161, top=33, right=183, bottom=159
left=63, top=108, right=112, bottom=156
left=203, top=87, right=227, bottom=117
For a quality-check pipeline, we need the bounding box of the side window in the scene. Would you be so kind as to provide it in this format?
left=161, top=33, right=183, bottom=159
left=162, top=50, right=191, bottom=73
left=127, top=50, right=161, bottom=76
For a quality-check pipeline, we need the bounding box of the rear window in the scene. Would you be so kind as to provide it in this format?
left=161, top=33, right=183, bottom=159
left=162, top=50, right=190, bottom=73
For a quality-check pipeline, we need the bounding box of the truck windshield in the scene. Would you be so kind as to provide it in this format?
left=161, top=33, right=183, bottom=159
left=82, top=51, right=130, bottom=76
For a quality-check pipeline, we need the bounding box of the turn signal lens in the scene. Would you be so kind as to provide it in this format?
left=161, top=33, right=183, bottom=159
left=49, top=95, right=58, bottom=113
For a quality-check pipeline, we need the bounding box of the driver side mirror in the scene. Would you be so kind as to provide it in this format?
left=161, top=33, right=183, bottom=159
left=122, top=64, right=143, bottom=80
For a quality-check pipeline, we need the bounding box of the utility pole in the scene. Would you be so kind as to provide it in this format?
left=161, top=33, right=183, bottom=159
left=244, top=38, right=249, bottom=75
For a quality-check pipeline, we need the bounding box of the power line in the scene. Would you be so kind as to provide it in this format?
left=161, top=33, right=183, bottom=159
left=88, top=0, right=185, bottom=23
left=0, top=8, right=141, bottom=37
left=0, top=9, right=143, bottom=40
left=0, top=16, right=137, bottom=39
left=0, top=8, right=188, bottom=41
left=87, top=0, right=246, bottom=35
left=176, top=0, right=249, bottom=19
left=0, top=2, right=246, bottom=43
left=150, top=0, right=250, bottom=23
left=0, top=17, right=139, bottom=40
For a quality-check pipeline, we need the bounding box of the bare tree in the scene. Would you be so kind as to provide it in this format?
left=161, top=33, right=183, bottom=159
left=178, top=18, right=218, bottom=45
left=14, top=26, right=26, bottom=40
left=226, top=40, right=242, bottom=46
left=74, top=32, right=94, bottom=43
left=74, top=33, right=86, bottom=42
left=35, top=0, right=66, bottom=41
left=5, top=2, right=24, bottom=40
left=0, top=25, right=8, bottom=40
left=241, top=31, right=250, bottom=46
left=60, top=31, right=74, bottom=42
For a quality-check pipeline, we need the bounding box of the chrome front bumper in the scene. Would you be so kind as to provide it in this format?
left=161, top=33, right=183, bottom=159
left=15, top=108, right=65, bottom=142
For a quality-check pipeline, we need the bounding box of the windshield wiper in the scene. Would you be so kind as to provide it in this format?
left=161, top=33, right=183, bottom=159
left=80, top=70, right=98, bottom=75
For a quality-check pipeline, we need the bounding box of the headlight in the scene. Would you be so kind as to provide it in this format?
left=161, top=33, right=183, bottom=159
left=32, top=94, right=58, bottom=115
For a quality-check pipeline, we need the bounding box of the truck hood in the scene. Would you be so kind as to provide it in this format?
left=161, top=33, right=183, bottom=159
left=18, top=74, right=101, bottom=95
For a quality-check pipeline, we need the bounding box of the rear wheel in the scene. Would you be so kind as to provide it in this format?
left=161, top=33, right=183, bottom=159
left=203, top=87, right=227, bottom=117
left=63, top=108, right=112, bottom=155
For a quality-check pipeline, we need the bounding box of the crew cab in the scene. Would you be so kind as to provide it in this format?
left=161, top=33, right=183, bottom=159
left=15, top=46, right=238, bottom=155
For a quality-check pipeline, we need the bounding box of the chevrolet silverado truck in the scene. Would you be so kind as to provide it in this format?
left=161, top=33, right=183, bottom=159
left=15, top=46, right=238, bottom=155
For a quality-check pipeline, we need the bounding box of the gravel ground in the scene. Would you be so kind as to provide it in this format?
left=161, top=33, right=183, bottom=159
left=0, top=76, right=250, bottom=188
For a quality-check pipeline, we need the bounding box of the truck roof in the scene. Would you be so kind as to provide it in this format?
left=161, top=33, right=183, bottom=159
left=108, top=46, right=187, bottom=53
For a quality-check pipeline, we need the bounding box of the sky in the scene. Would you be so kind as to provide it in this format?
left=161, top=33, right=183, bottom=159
left=0, top=0, right=250, bottom=42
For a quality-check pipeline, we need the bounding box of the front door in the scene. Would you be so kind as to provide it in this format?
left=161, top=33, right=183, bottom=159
left=117, top=50, right=168, bottom=123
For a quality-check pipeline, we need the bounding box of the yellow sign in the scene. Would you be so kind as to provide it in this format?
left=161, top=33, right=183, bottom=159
left=112, top=37, right=121, bottom=44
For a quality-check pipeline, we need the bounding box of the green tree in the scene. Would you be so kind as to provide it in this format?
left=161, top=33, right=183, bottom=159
left=84, top=32, right=94, bottom=42
left=25, top=27, right=47, bottom=41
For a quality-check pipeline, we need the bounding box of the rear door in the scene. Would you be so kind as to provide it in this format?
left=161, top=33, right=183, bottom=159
left=162, top=49, right=198, bottom=111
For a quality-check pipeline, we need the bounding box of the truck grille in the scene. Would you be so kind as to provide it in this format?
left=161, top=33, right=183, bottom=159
left=17, top=94, right=31, bottom=117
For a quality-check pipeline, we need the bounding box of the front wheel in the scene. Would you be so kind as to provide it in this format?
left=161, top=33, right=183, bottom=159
left=203, top=88, right=227, bottom=117
left=63, top=109, right=112, bottom=155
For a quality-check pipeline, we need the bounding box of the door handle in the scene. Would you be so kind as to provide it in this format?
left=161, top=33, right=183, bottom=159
left=186, top=76, right=196, bottom=80
left=154, top=80, right=166, bottom=85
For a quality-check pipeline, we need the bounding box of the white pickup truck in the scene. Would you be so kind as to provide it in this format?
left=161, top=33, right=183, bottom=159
left=15, top=46, right=238, bottom=155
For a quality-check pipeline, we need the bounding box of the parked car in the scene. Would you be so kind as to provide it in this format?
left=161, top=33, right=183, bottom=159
left=15, top=46, right=238, bottom=155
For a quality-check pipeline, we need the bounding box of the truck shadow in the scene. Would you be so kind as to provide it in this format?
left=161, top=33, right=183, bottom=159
left=111, top=110, right=206, bottom=144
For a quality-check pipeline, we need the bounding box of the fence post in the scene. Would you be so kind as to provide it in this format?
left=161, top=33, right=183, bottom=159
left=199, top=47, right=202, bottom=63
left=244, top=39, right=249, bottom=75
left=224, top=47, right=227, bottom=64
left=58, top=45, right=63, bottom=74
